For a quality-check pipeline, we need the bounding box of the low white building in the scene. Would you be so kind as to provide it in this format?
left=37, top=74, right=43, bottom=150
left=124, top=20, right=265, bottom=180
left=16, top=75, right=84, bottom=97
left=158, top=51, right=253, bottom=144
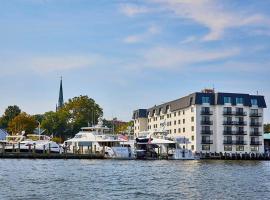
left=133, top=89, right=266, bottom=153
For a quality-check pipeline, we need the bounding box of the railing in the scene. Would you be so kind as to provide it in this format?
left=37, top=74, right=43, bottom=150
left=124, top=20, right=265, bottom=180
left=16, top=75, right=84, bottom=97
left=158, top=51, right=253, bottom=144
left=200, top=110, right=213, bottom=115
left=250, top=122, right=262, bottom=127
left=250, top=141, right=262, bottom=145
left=235, top=131, right=247, bottom=135
left=223, top=111, right=234, bottom=115
left=223, top=121, right=234, bottom=125
left=234, top=121, right=247, bottom=126
left=223, top=140, right=233, bottom=144
left=234, top=140, right=246, bottom=145
left=250, top=131, right=262, bottom=136
left=201, top=120, right=213, bottom=125
left=235, top=111, right=247, bottom=116
left=201, top=130, right=213, bottom=135
left=223, top=130, right=234, bottom=135
left=250, top=113, right=262, bottom=117
left=201, top=140, right=213, bottom=144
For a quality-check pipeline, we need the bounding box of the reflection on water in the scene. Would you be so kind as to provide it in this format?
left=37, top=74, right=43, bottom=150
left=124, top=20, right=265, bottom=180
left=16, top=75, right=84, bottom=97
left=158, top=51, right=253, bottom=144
left=0, top=159, right=270, bottom=200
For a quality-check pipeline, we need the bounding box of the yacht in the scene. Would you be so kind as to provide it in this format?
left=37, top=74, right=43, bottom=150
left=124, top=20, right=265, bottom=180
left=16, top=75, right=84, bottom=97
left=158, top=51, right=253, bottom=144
left=4, top=132, right=63, bottom=154
left=63, top=118, right=134, bottom=159
left=135, top=130, right=195, bottom=160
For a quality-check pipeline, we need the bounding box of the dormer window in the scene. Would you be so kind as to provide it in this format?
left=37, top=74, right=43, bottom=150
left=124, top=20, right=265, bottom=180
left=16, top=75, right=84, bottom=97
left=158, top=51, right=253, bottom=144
left=236, top=97, right=243, bottom=104
left=202, top=96, right=210, bottom=103
left=224, top=97, right=231, bottom=104
left=251, top=99, right=258, bottom=106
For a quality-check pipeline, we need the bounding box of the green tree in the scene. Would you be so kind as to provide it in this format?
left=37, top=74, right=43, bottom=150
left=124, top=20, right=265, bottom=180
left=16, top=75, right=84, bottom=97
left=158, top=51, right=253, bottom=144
left=8, top=112, right=36, bottom=135
left=0, top=105, right=21, bottom=129
left=264, top=124, right=270, bottom=133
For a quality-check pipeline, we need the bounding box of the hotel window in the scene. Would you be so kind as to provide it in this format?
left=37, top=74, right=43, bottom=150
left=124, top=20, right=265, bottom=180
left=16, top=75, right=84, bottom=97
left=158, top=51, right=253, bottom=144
left=224, top=145, right=232, bottom=151
left=178, top=128, right=181, bottom=133
left=251, top=109, right=258, bottom=115
left=251, top=99, right=258, bottom=106
left=202, top=145, right=210, bottom=151
left=183, top=111, right=185, bottom=115
left=236, top=146, right=244, bottom=151
left=174, top=120, right=176, bottom=125
left=202, top=96, right=210, bottom=104
left=183, top=119, right=185, bottom=124
left=191, top=116, right=194, bottom=122
left=224, top=97, right=231, bottom=104
left=174, top=112, right=176, bottom=117
left=191, top=145, right=194, bottom=150
left=191, top=136, right=194, bottom=141
left=178, top=111, right=181, bottom=116
left=174, top=129, right=176, bottom=133
left=236, top=97, right=244, bottom=104
left=183, top=128, right=185, bottom=133
left=191, top=126, right=194, bottom=131
left=178, top=120, right=181, bottom=124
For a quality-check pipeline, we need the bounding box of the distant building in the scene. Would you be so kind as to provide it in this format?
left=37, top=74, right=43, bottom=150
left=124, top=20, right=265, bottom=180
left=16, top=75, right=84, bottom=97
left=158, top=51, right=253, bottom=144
left=0, top=129, right=8, bottom=140
left=133, top=89, right=267, bottom=154
left=56, top=77, right=64, bottom=111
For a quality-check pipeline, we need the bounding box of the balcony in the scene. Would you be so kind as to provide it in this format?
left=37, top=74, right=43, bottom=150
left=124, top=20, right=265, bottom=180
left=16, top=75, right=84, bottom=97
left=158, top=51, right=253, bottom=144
left=201, top=140, right=213, bottom=144
left=250, top=122, right=262, bottom=127
left=250, top=141, right=262, bottom=145
left=235, top=111, right=247, bottom=116
left=223, top=140, right=233, bottom=144
left=223, top=121, right=234, bottom=125
left=200, top=110, right=213, bottom=115
left=201, top=120, right=213, bottom=125
left=235, top=131, right=247, bottom=135
left=234, top=121, right=247, bottom=126
left=250, top=113, right=262, bottom=117
left=223, top=130, right=234, bottom=135
left=250, top=131, right=262, bottom=136
left=223, top=111, right=234, bottom=115
left=234, top=140, right=246, bottom=145
left=201, top=130, right=213, bottom=135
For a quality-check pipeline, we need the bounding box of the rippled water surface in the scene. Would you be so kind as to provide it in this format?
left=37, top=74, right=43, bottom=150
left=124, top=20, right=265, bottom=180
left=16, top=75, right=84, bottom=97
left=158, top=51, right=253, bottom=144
left=0, top=159, right=270, bottom=200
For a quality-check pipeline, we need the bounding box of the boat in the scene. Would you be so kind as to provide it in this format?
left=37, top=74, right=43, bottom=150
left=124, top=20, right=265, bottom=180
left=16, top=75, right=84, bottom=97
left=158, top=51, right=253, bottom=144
left=135, top=130, right=195, bottom=160
left=3, top=132, right=63, bottom=154
left=63, top=118, right=135, bottom=159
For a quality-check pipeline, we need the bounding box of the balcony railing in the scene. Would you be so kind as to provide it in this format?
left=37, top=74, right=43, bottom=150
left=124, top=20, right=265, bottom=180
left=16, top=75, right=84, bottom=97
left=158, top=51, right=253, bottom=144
left=201, top=120, right=213, bottom=125
left=235, top=131, right=247, bottom=135
left=250, top=122, right=262, bottom=127
left=223, top=140, right=233, bottom=144
left=250, top=113, right=262, bottom=117
left=250, top=141, right=262, bottom=145
left=223, top=140, right=246, bottom=145
left=234, top=121, right=247, bottom=126
left=223, top=130, right=234, bottom=135
left=250, top=131, right=262, bottom=136
left=201, top=140, right=213, bottom=144
left=235, top=111, right=247, bottom=116
left=223, top=111, right=234, bottom=115
left=223, top=121, right=234, bottom=125
left=200, top=110, right=213, bottom=115
left=201, top=130, right=213, bottom=135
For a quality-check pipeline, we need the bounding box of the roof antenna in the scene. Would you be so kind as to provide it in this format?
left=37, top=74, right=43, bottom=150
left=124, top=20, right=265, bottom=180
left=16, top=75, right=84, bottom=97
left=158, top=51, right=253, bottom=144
left=256, top=90, right=259, bottom=95
left=213, top=84, right=215, bottom=92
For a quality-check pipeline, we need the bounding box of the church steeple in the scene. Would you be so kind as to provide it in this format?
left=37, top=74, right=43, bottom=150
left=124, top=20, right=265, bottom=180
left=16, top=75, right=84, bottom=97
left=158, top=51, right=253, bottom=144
left=57, top=77, right=64, bottom=111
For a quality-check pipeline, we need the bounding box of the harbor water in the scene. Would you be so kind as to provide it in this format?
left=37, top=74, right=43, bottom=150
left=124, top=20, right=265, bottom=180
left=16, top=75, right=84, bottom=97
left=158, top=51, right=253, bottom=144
left=0, top=159, right=270, bottom=200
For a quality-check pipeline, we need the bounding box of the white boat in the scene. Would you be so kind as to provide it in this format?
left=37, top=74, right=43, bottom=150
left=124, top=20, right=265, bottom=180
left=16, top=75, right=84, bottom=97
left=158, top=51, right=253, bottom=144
left=135, top=130, right=195, bottom=160
left=63, top=118, right=135, bottom=159
left=4, top=133, right=63, bottom=154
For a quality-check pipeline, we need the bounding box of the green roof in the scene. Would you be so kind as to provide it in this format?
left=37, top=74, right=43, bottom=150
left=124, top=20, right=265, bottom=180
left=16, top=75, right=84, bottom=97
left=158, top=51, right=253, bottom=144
left=264, top=133, right=270, bottom=140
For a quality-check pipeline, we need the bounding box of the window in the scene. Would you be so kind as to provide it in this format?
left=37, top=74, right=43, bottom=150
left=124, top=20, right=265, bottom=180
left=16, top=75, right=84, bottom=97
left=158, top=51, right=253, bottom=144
left=183, top=119, right=185, bottom=124
left=251, top=146, right=259, bottom=151
left=202, top=145, right=210, bottom=151
left=191, top=136, right=194, bottom=141
left=191, top=117, right=194, bottom=122
left=174, top=129, right=176, bottom=133
left=174, top=120, right=176, bottom=125
left=174, top=112, right=176, bottom=117
left=251, top=99, right=258, bottom=106
left=202, top=96, right=210, bottom=103
left=183, top=128, right=185, bottom=133
left=236, top=146, right=244, bottom=151
left=167, top=114, right=170, bottom=118
left=183, top=111, right=185, bottom=115
left=191, top=145, right=194, bottom=150
left=224, top=145, right=232, bottom=151
left=191, top=126, right=194, bottom=131
left=178, top=111, right=181, bottom=116
left=178, top=128, right=181, bottom=133
left=178, top=120, right=181, bottom=124
left=224, top=97, right=231, bottom=104
left=236, top=97, right=244, bottom=104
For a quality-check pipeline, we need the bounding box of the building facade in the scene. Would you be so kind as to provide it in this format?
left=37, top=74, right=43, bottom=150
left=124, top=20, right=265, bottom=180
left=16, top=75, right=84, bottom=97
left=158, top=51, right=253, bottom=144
left=133, top=90, right=267, bottom=153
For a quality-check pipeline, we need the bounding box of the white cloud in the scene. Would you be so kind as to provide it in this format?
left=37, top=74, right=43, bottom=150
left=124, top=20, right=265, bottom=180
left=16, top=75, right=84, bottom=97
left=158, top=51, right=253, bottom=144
left=123, top=25, right=160, bottom=44
left=151, top=0, right=270, bottom=41
left=120, top=4, right=149, bottom=17
left=140, top=46, right=240, bottom=69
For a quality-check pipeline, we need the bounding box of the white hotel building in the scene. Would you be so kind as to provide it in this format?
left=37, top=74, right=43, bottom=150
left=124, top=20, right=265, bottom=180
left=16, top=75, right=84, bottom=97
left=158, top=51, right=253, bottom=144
left=133, top=89, right=267, bottom=153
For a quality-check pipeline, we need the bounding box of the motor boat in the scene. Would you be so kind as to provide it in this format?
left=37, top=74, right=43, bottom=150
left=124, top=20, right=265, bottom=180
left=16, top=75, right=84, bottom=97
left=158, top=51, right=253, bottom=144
left=63, top=118, right=135, bottom=159
left=135, top=130, right=195, bottom=160
left=4, top=133, right=63, bottom=154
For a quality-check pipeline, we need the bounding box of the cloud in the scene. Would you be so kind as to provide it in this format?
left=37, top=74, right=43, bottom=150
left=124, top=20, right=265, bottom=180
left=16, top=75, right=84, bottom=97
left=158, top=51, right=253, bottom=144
left=120, top=4, right=150, bottom=17
left=151, top=0, right=270, bottom=41
left=139, top=46, right=240, bottom=69
left=123, top=25, right=160, bottom=44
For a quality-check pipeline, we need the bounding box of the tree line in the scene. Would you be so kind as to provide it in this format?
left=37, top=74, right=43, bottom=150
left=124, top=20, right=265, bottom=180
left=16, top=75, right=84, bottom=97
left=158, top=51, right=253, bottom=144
left=0, top=95, right=133, bottom=142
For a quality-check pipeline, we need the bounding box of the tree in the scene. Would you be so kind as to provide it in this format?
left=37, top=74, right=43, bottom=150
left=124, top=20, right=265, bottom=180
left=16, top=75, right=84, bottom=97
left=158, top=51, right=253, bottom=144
left=0, top=105, right=21, bottom=129
left=8, top=112, right=37, bottom=135
left=264, top=124, right=270, bottom=133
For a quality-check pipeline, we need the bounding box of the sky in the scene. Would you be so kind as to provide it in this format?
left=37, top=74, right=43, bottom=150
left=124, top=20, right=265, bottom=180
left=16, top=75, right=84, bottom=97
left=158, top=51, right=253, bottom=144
left=0, top=0, right=270, bottom=122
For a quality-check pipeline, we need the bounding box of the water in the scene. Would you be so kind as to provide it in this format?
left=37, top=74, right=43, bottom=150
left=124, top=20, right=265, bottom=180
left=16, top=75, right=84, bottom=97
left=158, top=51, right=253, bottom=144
left=0, top=159, right=270, bottom=200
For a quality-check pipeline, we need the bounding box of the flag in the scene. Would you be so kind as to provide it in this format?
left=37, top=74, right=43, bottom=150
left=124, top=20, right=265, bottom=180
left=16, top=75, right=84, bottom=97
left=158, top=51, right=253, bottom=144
left=118, top=134, right=128, bottom=141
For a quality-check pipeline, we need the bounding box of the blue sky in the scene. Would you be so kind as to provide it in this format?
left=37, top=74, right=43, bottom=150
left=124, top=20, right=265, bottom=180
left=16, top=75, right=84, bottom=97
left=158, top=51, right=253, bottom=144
left=0, top=0, right=270, bottom=122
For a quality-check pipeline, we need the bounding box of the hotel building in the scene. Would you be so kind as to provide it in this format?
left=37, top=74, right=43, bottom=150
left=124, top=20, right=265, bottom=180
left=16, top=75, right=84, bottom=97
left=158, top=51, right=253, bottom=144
left=133, top=89, right=267, bottom=153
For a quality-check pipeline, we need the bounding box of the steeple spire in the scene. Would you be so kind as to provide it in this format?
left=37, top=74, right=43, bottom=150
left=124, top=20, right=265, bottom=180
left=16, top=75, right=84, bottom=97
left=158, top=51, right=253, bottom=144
left=57, top=76, right=64, bottom=110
